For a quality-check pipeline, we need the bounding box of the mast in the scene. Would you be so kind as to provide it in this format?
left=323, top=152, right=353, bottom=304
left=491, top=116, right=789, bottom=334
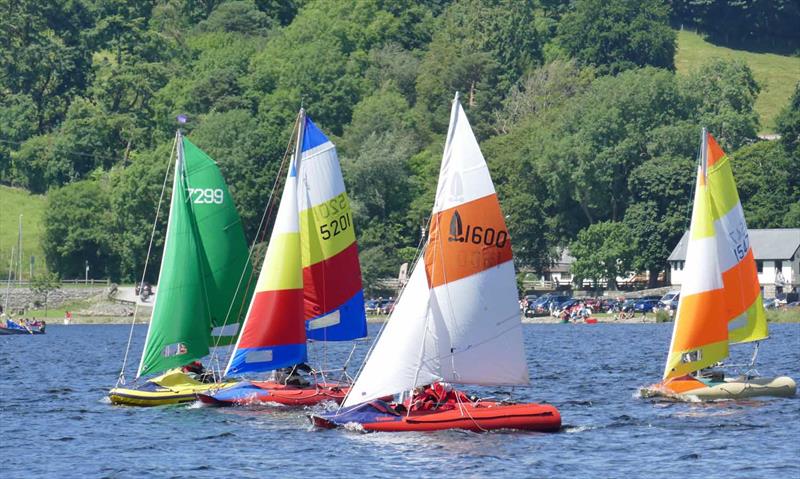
left=136, top=131, right=183, bottom=378
left=224, top=109, right=307, bottom=376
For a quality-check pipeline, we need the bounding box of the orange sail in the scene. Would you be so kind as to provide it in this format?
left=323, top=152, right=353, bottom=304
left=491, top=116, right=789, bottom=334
left=663, top=130, right=767, bottom=380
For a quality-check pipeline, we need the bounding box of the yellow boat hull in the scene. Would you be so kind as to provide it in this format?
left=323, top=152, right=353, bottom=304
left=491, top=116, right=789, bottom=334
left=641, top=375, right=797, bottom=401
left=108, top=370, right=238, bottom=407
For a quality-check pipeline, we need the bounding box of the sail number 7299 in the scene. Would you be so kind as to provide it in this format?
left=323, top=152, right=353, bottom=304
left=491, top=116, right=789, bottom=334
left=188, top=188, right=224, bottom=204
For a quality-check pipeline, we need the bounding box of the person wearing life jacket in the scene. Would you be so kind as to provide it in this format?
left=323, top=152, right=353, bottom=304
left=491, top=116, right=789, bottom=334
left=407, top=382, right=471, bottom=411
left=275, top=363, right=312, bottom=387
left=181, top=361, right=213, bottom=383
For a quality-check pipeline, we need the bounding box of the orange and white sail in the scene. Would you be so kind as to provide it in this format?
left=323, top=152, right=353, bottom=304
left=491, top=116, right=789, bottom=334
left=343, top=93, right=528, bottom=407
left=663, top=129, right=767, bottom=380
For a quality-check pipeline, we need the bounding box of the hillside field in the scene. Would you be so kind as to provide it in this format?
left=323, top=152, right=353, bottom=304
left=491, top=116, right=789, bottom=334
left=675, top=29, right=800, bottom=133
left=0, top=186, right=47, bottom=279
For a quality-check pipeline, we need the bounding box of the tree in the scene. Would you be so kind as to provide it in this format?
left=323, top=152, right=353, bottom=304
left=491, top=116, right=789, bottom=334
left=30, top=271, right=59, bottom=318
left=555, top=0, right=676, bottom=75
left=730, top=140, right=797, bottom=229
left=569, top=221, right=634, bottom=290
left=775, top=82, right=800, bottom=157
left=624, top=154, right=694, bottom=287
left=43, top=179, right=118, bottom=279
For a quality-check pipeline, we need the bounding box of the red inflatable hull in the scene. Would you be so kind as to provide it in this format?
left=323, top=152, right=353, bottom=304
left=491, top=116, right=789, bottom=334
left=313, top=401, right=561, bottom=433
left=198, top=381, right=348, bottom=407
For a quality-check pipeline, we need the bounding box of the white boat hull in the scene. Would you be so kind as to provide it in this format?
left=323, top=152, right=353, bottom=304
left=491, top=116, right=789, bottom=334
left=641, top=376, right=797, bottom=401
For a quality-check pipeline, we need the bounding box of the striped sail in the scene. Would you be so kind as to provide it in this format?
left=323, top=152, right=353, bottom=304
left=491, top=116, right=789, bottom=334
left=225, top=134, right=306, bottom=375
left=663, top=130, right=767, bottom=380
left=343, top=94, right=528, bottom=407
left=296, top=115, right=367, bottom=341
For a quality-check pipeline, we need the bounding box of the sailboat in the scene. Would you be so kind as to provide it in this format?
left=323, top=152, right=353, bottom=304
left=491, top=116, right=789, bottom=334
left=108, top=131, right=255, bottom=406
left=198, top=110, right=368, bottom=407
left=310, top=93, right=561, bottom=432
left=640, top=129, right=796, bottom=401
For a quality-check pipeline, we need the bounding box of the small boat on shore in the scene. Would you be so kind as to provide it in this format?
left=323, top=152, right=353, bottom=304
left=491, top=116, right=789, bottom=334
left=640, top=129, right=796, bottom=401
left=0, top=317, right=46, bottom=335
left=311, top=93, right=561, bottom=433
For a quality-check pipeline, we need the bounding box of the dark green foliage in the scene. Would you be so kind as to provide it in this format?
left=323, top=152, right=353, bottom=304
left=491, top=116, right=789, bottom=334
left=569, top=221, right=634, bottom=290
left=776, top=83, right=800, bottom=157
left=1, top=0, right=791, bottom=287
left=43, top=179, right=118, bottom=279
left=731, top=141, right=797, bottom=229
left=669, top=1, right=800, bottom=51
left=556, top=0, right=676, bottom=74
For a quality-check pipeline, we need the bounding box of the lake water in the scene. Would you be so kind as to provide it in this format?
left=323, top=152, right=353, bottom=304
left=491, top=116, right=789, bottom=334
left=2, top=323, right=798, bottom=478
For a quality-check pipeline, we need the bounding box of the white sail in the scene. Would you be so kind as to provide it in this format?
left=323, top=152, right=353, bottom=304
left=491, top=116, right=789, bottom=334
left=343, top=94, right=529, bottom=408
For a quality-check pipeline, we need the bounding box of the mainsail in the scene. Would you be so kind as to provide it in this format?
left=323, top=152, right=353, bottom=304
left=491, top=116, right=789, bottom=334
left=225, top=111, right=366, bottom=376
left=297, top=116, right=367, bottom=341
left=663, top=129, right=767, bottom=380
left=343, top=94, right=529, bottom=408
left=137, top=134, right=254, bottom=377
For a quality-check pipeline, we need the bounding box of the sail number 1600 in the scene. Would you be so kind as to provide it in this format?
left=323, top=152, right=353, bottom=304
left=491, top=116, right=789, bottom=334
left=320, top=213, right=351, bottom=240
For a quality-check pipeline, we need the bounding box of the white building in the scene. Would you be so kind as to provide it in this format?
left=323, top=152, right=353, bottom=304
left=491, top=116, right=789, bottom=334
left=667, top=228, right=800, bottom=298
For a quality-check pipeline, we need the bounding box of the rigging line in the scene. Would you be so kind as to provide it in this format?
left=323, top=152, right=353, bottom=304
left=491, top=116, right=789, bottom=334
left=116, top=132, right=177, bottom=387
left=209, top=112, right=301, bottom=375
left=337, top=215, right=432, bottom=413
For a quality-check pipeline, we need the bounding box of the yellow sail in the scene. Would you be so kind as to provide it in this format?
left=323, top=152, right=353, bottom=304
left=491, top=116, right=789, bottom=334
left=663, top=130, right=767, bottom=380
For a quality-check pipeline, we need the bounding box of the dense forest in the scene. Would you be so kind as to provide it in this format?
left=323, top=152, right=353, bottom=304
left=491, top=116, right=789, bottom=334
left=1, top=0, right=798, bottom=290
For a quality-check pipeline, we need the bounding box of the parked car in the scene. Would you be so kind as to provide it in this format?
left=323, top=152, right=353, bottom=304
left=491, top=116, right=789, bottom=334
left=659, top=291, right=680, bottom=310
left=378, top=300, right=395, bottom=315
left=633, top=298, right=661, bottom=313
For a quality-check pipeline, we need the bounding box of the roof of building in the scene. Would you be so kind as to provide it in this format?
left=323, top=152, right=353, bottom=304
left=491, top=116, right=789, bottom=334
left=668, top=228, right=800, bottom=262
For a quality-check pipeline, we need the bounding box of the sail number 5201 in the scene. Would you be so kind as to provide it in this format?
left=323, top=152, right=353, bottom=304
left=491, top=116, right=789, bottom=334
left=188, top=188, right=224, bottom=204
left=320, top=213, right=351, bottom=240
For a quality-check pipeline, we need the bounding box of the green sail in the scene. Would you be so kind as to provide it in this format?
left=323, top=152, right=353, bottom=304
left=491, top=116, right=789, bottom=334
left=137, top=139, right=213, bottom=377
left=137, top=135, right=254, bottom=377
left=182, top=137, right=254, bottom=345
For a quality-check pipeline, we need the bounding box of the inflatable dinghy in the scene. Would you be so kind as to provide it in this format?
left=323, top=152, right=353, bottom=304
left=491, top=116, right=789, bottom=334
left=311, top=399, right=561, bottom=433
left=641, top=373, right=797, bottom=401
left=198, top=381, right=348, bottom=407
left=108, top=370, right=237, bottom=407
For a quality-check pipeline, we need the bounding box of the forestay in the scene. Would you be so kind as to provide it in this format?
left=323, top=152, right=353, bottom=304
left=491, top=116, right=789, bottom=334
left=226, top=128, right=306, bottom=375
left=225, top=111, right=367, bottom=376
left=343, top=94, right=529, bottom=408
left=138, top=134, right=253, bottom=377
left=663, top=130, right=767, bottom=380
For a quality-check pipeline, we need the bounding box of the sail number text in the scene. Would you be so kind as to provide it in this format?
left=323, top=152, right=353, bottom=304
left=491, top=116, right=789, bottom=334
left=188, top=188, right=224, bottom=204
left=320, top=212, right=352, bottom=240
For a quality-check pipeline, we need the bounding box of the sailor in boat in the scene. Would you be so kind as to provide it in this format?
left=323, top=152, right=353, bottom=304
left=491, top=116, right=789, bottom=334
left=180, top=361, right=214, bottom=383
left=274, top=363, right=312, bottom=387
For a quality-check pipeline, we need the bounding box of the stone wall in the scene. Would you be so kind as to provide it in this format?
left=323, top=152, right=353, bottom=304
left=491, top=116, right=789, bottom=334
left=0, top=285, right=111, bottom=313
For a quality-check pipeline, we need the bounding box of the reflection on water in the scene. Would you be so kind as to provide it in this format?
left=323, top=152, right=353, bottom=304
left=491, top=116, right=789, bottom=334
left=1, top=323, right=798, bottom=478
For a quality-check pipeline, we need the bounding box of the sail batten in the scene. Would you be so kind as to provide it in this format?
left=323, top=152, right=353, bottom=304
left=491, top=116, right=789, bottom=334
left=663, top=130, right=767, bottom=380
left=343, top=95, right=528, bottom=408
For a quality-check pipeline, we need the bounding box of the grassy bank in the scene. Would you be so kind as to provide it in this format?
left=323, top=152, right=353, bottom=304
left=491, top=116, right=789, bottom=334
left=766, top=308, right=800, bottom=323
left=0, top=186, right=47, bottom=278
left=675, top=29, right=800, bottom=133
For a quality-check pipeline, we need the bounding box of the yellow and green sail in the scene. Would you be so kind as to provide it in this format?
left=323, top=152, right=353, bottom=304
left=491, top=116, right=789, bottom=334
left=137, top=134, right=254, bottom=377
left=663, top=129, right=767, bottom=380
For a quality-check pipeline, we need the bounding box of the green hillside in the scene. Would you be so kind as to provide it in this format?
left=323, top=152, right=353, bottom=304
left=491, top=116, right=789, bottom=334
left=0, top=186, right=47, bottom=279
left=676, top=29, right=800, bottom=133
